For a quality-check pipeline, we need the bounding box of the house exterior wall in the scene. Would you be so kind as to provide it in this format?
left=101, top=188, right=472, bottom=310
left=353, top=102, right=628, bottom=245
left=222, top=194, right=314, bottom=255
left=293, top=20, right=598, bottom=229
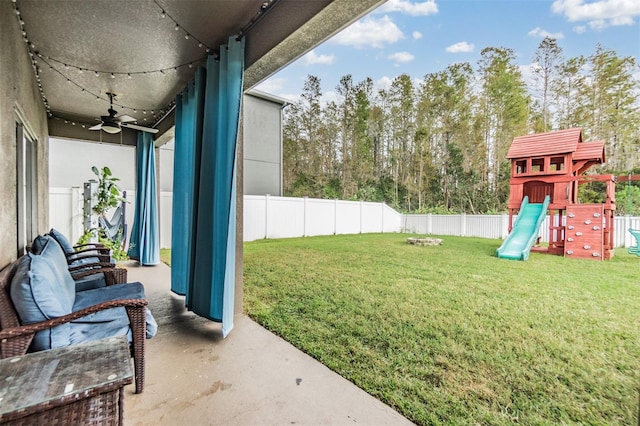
left=0, top=1, right=49, bottom=266
left=242, top=94, right=283, bottom=196
left=155, top=92, right=284, bottom=196
left=49, top=138, right=136, bottom=189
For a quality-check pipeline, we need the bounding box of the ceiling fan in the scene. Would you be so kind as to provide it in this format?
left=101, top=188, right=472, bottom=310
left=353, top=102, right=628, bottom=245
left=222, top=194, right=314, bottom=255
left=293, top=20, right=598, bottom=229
left=89, top=92, right=158, bottom=134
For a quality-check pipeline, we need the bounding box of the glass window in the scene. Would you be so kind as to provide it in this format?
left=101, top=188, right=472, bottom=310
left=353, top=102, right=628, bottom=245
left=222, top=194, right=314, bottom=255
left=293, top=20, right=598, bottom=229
left=16, top=122, right=37, bottom=256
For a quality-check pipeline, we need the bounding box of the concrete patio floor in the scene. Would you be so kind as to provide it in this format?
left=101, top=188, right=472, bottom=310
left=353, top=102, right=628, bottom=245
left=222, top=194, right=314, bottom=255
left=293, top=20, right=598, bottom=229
left=122, top=260, right=414, bottom=426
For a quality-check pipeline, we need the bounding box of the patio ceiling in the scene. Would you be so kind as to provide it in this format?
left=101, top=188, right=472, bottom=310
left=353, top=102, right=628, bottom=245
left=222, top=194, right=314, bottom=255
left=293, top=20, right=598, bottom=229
left=13, top=0, right=384, bottom=144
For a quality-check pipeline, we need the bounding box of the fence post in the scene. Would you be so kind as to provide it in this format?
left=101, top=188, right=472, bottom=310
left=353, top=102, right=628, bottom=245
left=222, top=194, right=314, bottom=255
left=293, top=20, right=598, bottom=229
left=264, top=194, right=270, bottom=239
left=624, top=215, right=630, bottom=248
left=381, top=203, right=385, bottom=233
left=70, top=186, right=82, bottom=243
left=461, top=213, right=467, bottom=237
left=359, top=201, right=363, bottom=234
left=334, top=199, right=338, bottom=235
left=303, top=196, right=308, bottom=237
left=501, top=214, right=509, bottom=239
left=427, top=214, right=432, bottom=235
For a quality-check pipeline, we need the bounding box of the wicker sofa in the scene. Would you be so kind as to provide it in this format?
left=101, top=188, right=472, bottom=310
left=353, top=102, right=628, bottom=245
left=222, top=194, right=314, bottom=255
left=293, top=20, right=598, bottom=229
left=0, top=235, right=156, bottom=393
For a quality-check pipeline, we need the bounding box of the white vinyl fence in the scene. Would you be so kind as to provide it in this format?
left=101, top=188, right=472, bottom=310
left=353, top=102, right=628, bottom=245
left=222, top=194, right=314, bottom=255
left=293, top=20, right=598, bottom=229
left=404, top=213, right=640, bottom=249
left=49, top=188, right=640, bottom=249
left=243, top=195, right=403, bottom=241
left=49, top=187, right=138, bottom=249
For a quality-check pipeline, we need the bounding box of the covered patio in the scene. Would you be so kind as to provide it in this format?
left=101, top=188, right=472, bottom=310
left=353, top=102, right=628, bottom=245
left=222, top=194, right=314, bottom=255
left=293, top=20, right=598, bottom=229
left=123, top=260, right=411, bottom=425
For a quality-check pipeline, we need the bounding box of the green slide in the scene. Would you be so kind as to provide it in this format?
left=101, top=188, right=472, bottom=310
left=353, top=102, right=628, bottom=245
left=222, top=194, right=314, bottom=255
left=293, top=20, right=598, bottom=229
left=496, top=195, right=550, bottom=260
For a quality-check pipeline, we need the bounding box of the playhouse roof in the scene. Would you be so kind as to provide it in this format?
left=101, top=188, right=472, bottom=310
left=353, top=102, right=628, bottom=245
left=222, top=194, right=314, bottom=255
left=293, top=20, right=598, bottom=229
left=507, top=128, right=583, bottom=159
left=574, top=140, right=606, bottom=163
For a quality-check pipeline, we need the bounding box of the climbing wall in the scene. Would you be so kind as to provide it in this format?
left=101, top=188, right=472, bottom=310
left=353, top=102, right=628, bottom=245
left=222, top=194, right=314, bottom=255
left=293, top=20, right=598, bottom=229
left=564, top=205, right=605, bottom=260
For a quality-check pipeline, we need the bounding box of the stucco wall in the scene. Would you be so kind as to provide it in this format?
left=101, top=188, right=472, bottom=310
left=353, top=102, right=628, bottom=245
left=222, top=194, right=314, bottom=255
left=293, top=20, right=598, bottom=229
left=0, top=1, right=49, bottom=266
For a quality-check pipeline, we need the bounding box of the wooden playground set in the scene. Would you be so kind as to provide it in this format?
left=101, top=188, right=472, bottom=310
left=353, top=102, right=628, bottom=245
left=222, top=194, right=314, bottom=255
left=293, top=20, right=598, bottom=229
left=497, top=128, right=640, bottom=261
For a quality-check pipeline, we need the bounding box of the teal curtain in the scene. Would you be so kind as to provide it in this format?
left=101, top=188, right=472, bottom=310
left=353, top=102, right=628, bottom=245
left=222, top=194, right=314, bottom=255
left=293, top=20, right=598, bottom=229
left=127, top=131, right=160, bottom=265
left=170, top=69, right=205, bottom=296
left=171, top=37, right=244, bottom=337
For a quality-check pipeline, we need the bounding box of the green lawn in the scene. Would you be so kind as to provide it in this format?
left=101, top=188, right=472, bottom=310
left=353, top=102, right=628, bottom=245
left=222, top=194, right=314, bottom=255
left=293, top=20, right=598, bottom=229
left=242, top=234, right=640, bottom=425
left=160, top=248, right=171, bottom=266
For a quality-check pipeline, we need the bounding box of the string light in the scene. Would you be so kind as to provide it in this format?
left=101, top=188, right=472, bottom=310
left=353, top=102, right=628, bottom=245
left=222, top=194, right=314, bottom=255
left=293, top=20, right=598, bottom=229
left=236, top=0, right=279, bottom=41
left=11, top=0, right=265, bottom=124
left=32, top=49, right=205, bottom=78
left=11, top=1, right=49, bottom=114
left=152, top=0, right=213, bottom=51
left=39, top=56, right=164, bottom=115
left=12, top=0, right=209, bottom=101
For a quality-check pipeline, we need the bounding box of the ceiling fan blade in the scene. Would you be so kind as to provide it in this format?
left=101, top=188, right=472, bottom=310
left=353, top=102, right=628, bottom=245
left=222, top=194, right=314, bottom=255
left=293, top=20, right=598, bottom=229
left=122, top=123, right=159, bottom=134
left=88, top=123, right=103, bottom=131
left=116, top=114, right=137, bottom=123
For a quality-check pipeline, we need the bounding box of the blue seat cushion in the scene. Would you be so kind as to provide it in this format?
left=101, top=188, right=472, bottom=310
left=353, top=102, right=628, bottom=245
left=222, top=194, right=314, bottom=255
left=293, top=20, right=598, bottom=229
left=10, top=255, right=71, bottom=351
left=72, top=282, right=158, bottom=341
left=69, top=307, right=132, bottom=344
left=73, top=273, right=106, bottom=291
left=69, top=255, right=103, bottom=266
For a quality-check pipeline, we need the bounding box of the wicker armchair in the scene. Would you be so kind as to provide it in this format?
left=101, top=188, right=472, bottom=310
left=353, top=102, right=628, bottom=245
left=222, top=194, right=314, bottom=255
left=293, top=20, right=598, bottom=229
left=31, top=234, right=128, bottom=289
left=47, top=229, right=113, bottom=264
left=0, top=257, right=149, bottom=394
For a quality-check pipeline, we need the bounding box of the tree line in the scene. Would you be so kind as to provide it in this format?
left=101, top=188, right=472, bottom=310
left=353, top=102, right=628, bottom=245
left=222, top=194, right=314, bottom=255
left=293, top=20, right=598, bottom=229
left=282, top=39, right=640, bottom=214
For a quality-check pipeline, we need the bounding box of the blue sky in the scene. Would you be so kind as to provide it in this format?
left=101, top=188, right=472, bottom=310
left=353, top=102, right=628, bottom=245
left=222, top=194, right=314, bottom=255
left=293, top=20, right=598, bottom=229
left=255, top=0, right=640, bottom=103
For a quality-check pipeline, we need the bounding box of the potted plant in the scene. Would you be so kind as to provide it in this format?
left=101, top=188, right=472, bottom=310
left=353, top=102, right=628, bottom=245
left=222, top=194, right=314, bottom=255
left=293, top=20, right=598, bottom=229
left=76, top=166, right=128, bottom=260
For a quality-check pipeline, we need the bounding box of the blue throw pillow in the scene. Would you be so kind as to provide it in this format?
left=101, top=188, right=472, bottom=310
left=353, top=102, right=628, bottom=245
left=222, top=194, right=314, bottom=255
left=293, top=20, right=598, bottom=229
left=31, top=235, right=48, bottom=255
left=37, top=236, right=76, bottom=310
left=10, top=255, right=71, bottom=351
left=48, top=228, right=74, bottom=254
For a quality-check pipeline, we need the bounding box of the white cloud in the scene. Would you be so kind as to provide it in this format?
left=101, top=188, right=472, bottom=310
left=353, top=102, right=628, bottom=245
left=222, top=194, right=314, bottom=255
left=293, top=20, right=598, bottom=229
left=302, top=50, right=336, bottom=66
left=445, top=41, right=475, bottom=53
left=320, top=91, right=338, bottom=106
left=253, top=78, right=302, bottom=103
left=528, top=27, right=565, bottom=39
left=331, top=15, right=404, bottom=48
left=379, top=0, right=439, bottom=16
left=254, top=77, right=286, bottom=94
left=413, top=31, right=423, bottom=40
left=588, top=18, right=608, bottom=29
left=279, top=93, right=301, bottom=103
left=388, top=51, right=415, bottom=63
left=375, top=76, right=394, bottom=91
left=573, top=25, right=587, bottom=33
left=552, top=0, right=640, bottom=29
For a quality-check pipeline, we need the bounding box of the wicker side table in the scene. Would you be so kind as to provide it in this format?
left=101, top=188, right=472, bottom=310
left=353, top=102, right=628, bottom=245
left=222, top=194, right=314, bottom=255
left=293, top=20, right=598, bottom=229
left=0, top=336, right=133, bottom=425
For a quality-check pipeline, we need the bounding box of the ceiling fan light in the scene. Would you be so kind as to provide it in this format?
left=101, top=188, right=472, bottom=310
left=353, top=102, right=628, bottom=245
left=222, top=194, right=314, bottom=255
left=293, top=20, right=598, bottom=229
left=101, top=123, right=121, bottom=134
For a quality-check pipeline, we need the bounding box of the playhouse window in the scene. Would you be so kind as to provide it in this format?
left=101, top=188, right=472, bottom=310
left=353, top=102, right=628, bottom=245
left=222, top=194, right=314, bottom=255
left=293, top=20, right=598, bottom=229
left=515, top=160, right=527, bottom=174
left=550, top=156, right=564, bottom=171
left=532, top=158, right=545, bottom=173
